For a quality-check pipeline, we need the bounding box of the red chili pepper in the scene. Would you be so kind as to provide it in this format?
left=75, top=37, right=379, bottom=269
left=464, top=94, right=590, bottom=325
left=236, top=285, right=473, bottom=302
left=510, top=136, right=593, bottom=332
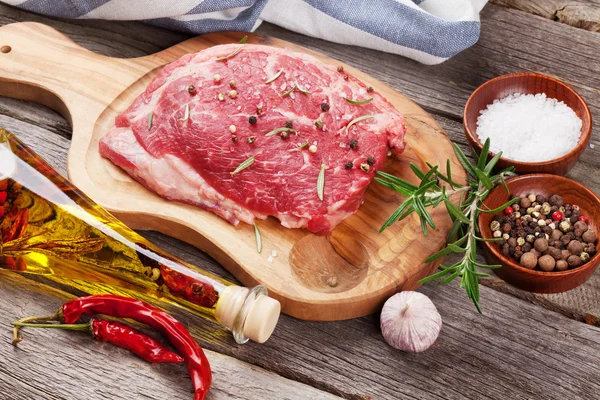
left=0, top=205, right=4, bottom=219
left=160, top=265, right=218, bottom=308
left=0, top=191, right=6, bottom=204
left=60, top=295, right=211, bottom=400
left=11, top=318, right=184, bottom=364
left=1, top=207, right=29, bottom=242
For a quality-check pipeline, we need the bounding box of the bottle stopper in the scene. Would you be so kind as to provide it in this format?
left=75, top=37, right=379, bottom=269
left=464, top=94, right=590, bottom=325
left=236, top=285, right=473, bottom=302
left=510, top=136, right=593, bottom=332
left=216, top=286, right=281, bottom=344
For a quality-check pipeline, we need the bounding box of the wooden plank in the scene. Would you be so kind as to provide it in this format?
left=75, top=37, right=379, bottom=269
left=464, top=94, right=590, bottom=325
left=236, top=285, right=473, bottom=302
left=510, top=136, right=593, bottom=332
left=490, top=0, right=600, bottom=32
left=0, top=272, right=342, bottom=400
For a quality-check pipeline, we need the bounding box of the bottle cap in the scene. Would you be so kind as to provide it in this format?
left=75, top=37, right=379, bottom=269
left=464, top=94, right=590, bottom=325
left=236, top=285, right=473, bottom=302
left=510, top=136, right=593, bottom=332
left=216, top=286, right=281, bottom=344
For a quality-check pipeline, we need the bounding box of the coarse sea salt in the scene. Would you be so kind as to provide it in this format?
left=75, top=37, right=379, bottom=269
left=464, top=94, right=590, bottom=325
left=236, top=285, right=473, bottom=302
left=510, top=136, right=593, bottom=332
left=476, top=93, right=582, bottom=162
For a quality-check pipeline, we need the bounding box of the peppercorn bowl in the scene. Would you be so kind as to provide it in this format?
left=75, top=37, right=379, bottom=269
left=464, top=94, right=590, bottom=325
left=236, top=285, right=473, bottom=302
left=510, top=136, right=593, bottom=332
left=478, top=174, right=600, bottom=293
left=463, top=72, right=592, bottom=176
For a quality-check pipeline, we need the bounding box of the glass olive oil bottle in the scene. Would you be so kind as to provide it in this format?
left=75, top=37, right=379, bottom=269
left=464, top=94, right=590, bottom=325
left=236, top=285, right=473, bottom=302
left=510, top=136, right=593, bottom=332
left=0, top=130, right=280, bottom=344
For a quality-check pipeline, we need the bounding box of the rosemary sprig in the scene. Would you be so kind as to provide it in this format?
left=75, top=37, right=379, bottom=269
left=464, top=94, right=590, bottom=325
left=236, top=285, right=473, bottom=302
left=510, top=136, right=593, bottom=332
left=254, top=223, right=262, bottom=253
left=317, top=164, right=326, bottom=201
left=266, top=69, right=283, bottom=83
left=230, top=155, right=255, bottom=176
left=344, top=97, right=373, bottom=105
left=375, top=138, right=516, bottom=312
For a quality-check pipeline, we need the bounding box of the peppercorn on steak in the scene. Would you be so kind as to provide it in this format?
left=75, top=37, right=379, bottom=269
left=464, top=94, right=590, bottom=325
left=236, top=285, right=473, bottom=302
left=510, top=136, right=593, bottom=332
left=99, top=43, right=406, bottom=235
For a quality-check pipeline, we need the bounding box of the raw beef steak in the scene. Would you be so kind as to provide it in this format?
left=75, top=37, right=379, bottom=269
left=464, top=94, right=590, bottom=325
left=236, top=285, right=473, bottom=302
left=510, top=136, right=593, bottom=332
left=100, top=43, right=406, bottom=234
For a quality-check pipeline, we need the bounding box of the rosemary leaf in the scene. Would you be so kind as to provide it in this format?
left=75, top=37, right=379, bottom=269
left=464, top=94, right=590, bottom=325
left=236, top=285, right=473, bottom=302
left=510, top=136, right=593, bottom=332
left=254, top=223, right=262, bottom=253
left=380, top=199, right=412, bottom=232
left=288, top=141, right=309, bottom=152
left=230, top=155, right=255, bottom=176
left=373, top=178, right=413, bottom=196
left=265, top=127, right=297, bottom=137
left=474, top=262, right=502, bottom=269
left=474, top=235, right=504, bottom=243
left=444, top=198, right=470, bottom=224
left=295, top=82, right=311, bottom=95
left=216, top=39, right=246, bottom=61
left=375, top=170, right=418, bottom=191
left=425, top=235, right=468, bottom=262
left=420, top=217, right=428, bottom=237
left=483, top=151, right=503, bottom=175
left=477, top=197, right=519, bottom=214
left=280, top=85, right=296, bottom=97
left=439, top=270, right=461, bottom=285
left=453, top=142, right=477, bottom=179
left=344, top=97, right=373, bottom=105
left=147, top=112, right=153, bottom=130
left=265, top=69, right=284, bottom=84
left=474, top=168, right=494, bottom=189
left=345, top=114, right=374, bottom=134
left=178, top=104, right=190, bottom=121
left=409, top=163, right=426, bottom=179
left=418, top=267, right=454, bottom=283
left=419, top=166, right=439, bottom=187
left=317, top=164, right=326, bottom=201
left=415, top=197, right=436, bottom=230
left=477, top=138, right=491, bottom=170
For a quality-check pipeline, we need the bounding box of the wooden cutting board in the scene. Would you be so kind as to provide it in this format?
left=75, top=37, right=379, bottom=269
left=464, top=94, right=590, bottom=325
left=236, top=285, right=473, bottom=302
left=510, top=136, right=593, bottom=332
left=0, top=22, right=465, bottom=321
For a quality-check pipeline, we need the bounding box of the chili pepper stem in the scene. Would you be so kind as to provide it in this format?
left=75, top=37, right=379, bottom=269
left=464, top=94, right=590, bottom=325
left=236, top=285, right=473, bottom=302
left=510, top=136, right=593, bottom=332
left=11, top=313, right=60, bottom=345
left=11, top=322, right=91, bottom=331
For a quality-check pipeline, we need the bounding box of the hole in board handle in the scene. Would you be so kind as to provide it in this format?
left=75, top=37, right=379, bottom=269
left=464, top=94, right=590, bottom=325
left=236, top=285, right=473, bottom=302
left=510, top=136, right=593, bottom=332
left=1, top=46, right=11, bottom=54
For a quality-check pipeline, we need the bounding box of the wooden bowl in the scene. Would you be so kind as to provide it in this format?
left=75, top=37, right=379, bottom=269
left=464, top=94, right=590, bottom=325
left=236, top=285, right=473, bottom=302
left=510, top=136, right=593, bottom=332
left=464, top=73, right=592, bottom=176
left=478, top=174, right=600, bottom=293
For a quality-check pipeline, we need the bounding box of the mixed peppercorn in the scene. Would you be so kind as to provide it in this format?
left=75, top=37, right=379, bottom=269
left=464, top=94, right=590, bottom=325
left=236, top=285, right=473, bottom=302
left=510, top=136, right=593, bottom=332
left=491, top=193, right=597, bottom=272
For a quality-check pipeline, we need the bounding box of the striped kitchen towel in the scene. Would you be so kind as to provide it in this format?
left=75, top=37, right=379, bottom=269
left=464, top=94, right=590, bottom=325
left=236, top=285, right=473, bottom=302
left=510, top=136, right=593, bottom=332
left=4, top=0, right=488, bottom=64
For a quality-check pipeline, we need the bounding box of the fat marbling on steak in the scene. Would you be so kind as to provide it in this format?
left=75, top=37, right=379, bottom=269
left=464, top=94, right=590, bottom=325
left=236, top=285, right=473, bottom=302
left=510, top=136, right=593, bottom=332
left=99, top=43, right=406, bottom=234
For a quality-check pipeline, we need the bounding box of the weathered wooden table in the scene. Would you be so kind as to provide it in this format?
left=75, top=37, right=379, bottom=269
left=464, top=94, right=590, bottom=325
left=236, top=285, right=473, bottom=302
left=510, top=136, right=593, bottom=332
left=1, top=2, right=599, bottom=399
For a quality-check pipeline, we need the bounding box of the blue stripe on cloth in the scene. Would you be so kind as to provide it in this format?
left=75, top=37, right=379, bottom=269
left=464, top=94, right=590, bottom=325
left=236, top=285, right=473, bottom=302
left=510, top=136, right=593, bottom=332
left=187, top=0, right=258, bottom=15
left=301, top=0, right=480, bottom=58
left=150, top=0, right=268, bottom=34
left=19, top=0, right=110, bottom=18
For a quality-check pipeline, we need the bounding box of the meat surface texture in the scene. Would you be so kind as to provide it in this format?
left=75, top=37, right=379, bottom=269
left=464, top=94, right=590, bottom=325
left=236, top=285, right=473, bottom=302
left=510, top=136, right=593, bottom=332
left=100, top=43, right=406, bottom=234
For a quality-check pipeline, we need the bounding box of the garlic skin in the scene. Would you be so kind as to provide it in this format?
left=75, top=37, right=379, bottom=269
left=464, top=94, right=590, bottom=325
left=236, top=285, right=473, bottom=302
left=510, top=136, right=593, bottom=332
left=380, top=291, right=442, bottom=352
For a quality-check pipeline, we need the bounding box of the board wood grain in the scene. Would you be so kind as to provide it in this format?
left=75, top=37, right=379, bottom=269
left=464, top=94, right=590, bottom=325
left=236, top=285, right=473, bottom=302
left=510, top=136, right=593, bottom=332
left=0, top=21, right=465, bottom=321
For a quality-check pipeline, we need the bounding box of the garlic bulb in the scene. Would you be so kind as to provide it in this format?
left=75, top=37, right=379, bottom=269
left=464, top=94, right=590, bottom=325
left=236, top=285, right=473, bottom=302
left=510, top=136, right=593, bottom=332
left=380, top=291, right=442, bottom=352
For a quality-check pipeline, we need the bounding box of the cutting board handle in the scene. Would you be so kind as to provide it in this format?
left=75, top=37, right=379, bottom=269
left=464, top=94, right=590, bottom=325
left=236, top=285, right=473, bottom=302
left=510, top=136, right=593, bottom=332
left=0, top=22, right=149, bottom=127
